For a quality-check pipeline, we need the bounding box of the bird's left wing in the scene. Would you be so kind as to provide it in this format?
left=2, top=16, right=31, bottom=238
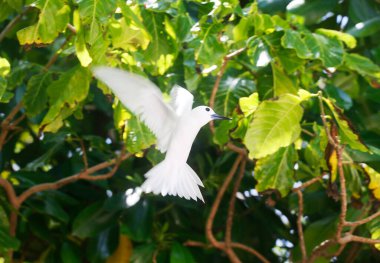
left=169, top=85, right=194, bottom=116
left=93, top=67, right=177, bottom=153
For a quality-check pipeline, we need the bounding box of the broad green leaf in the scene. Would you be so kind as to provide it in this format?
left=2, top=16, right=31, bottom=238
left=0, top=0, right=14, bottom=23
left=61, top=242, right=82, bottom=263
left=253, top=13, right=275, bottom=35
left=141, top=11, right=177, bottom=75
left=247, top=37, right=271, bottom=68
left=76, top=0, right=117, bottom=44
left=126, top=115, right=156, bottom=154
left=121, top=200, right=153, bottom=242
left=287, top=0, right=339, bottom=25
left=233, top=16, right=254, bottom=42
left=304, top=33, right=344, bottom=67
left=89, top=34, right=110, bottom=65
left=73, top=10, right=92, bottom=67
left=239, top=92, right=259, bottom=117
left=277, top=49, right=305, bottom=73
left=281, top=30, right=312, bottom=59
left=17, top=0, right=70, bottom=45
left=323, top=98, right=368, bottom=152
left=214, top=116, right=238, bottom=146
left=272, top=62, right=298, bottom=96
left=344, top=53, right=380, bottom=82
left=194, top=22, right=226, bottom=67
left=6, top=0, right=22, bottom=11
left=346, top=17, right=380, bottom=37
left=0, top=77, right=7, bottom=102
left=109, top=17, right=149, bottom=51
left=170, top=242, right=195, bottom=263
left=254, top=145, right=297, bottom=197
left=24, top=72, right=52, bottom=116
left=0, top=57, right=10, bottom=77
left=245, top=94, right=304, bottom=159
left=214, top=74, right=255, bottom=116
left=362, top=164, right=380, bottom=200
left=316, top=28, right=356, bottom=49
left=41, top=66, right=91, bottom=132
left=72, top=202, right=118, bottom=238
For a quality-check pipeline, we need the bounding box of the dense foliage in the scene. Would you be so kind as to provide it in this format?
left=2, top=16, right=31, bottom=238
left=1, top=0, right=380, bottom=262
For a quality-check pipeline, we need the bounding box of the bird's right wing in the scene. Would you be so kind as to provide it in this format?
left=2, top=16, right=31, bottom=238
left=93, top=66, right=177, bottom=153
left=169, top=85, right=194, bottom=116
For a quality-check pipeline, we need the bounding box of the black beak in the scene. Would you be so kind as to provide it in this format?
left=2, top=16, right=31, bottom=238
left=211, top=114, right=231, bottom=120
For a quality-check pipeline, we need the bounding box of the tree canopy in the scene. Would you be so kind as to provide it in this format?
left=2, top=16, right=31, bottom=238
left=1, top=0, right=380, bottom=262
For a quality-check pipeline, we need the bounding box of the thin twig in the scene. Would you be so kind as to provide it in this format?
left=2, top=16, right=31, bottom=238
left=0, top=102, right=24, bottom=151
left=0, top=7, right=32, bottom=43
left=206, top=155, right=243, bottom=249
left=339, top=234, right=380, bottom=245
left=296, top=190, right=307, bottom=263
left=225, top=160, right=246, bottom=251
left=79, top=139, right=89, bottom=170
left=209, top=48, right=246, bottom=133
left=16, top=152, right=132, bottom=206
left=292, top=175, right=323, bottom=192
left=335, top=146, right=347, bottom=241
left=345, top=210, right=380, bottom=227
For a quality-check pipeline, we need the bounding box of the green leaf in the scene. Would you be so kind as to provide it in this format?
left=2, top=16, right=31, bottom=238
left=17, top=0, right=70, bottom=45
left=323, top=98, right=368, bottom=152
left=125, top=115, right=156, bottom=154
left=73, top=10, right=92, bottom=67
left=344, top=53, right=380, bottom=82
left=247, top=37, right=271, bottom=68
left=287, top=0, right=339, bottom=25
left=253, top=13, right=275, bottom=35
left=214, top=117, right=238, bottom=146
left=61, top=242, right=82, bottom=263
left=108, top=17, right=149, bottom=51
left=0, top=57, right=10, bottom=77
left=277, top=49, right=305, bottom=74
left=346, top=17, right=380, bottom=37
left=362, top=164, right=380, bottom=200
left=72, top=202, right=118, bottom=238
left=41, top=66, right=91, bottom=132
left=281, top=30, right=312, bottom=59
left=194, top=23, right=226, bottom=67
left=131, top=244, right=156, bottom=263
left=254, top=145, right=297, bottom=197
left=368, top=217, right=380, bottom=250
left=245, top=94, right=304, bottom=159
left=170, top=242, right=195, bottom=263
left=121, top=200, right=153, bottom=242
left=316, top=28, right=357, bottom=49
left=304, top=33, right=344, bottom=68
left=272, top=62, right=298, bottom=96
left=24, top=72, right=52, bottom=116
left=239, top=92, right=259, bottom=117
left=0, top=0, right=14, bottom=23
left=76, top=0, right=117, bottom=44
left=0, top=77, right=7, bottom=102
left=0, top=225, right=20, bottom=250
left=141, top=11, right=177, bottom=75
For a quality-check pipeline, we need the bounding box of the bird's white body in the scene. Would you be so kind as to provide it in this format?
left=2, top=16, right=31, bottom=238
left=93, top=67, right=229, bottom=202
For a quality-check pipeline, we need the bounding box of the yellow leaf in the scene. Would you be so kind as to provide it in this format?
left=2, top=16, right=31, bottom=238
left=106, top=235, right=133, bottom=263
left=329, top=150, right=338, bottom=182
left=362, top=164, right=380, bottom=200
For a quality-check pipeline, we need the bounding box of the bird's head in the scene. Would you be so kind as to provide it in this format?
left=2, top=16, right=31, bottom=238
left=191, top=106, right=231, bottom=126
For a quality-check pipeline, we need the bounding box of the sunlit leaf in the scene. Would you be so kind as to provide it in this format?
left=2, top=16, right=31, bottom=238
left=17, top=0, right=70, bottom=45
left=239, top=92, right=259, bottom=117
left=0, top=57, right=10, bottom=77
left=323, top=98, right=368, bottom=152
left=245, top=94, right=304, bottom=159
left=272, top=62, right=298, bottom=96
left=254, top=145, right=297, bottom=197
left=316, top=28, right=357, bottom=49
left=73, top=10, right=92, bottom=67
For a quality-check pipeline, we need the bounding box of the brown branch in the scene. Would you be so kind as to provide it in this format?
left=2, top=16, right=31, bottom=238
left=339, top=234, right=380, bottom=245
left=292, top=175, right=323, bottom=192
left=16, top=152, right=132, bottom=206
left=309, top=239, right=336, bottom=262
left=335, top=146, right=347, bottom=241
left=79, top=139, right=89, bottom=170
left=44, top=32, right=74, bottom=71
left=185, top=240, right=270, bottom=263
left=0, top=178, right=18, bottom=208
left=345, top=210, right=380, bottom=227
left=209, top=48, right=246, bottom=133
left=296, top=190, right=307, bottom=263
left=206, top=155, right=243, bottom=249
left=0, top=102, right=24, bottom=151
left=225, top=160, right=246, bottom=246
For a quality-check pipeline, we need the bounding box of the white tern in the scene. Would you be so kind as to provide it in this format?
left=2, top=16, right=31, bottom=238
left=93, top=67, right=230, bottom=202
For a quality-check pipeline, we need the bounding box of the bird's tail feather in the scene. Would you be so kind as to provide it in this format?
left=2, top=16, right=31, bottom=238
left=141, top=160, right=204, bottom=202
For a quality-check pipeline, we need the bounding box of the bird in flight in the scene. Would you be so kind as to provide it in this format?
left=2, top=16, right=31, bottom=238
left=93, top=67, right=230, bottom=202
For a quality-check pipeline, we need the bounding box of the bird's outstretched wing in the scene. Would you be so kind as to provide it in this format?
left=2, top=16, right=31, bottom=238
left=169, top=85, right=194, bottom=116
left=93, top=66, right=177, bottom=153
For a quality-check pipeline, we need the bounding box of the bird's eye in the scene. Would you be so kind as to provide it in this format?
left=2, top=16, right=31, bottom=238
left=205, top=107, right=210, bottom=112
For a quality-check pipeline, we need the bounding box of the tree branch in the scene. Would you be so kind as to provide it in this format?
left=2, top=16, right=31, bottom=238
left=345, top=210, right=380, bottom=227
left=296, top=189, right=307, bottom=263
left=0, top=7, right=32, bottom=43
left=0, top=102, right=24, bottom=151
